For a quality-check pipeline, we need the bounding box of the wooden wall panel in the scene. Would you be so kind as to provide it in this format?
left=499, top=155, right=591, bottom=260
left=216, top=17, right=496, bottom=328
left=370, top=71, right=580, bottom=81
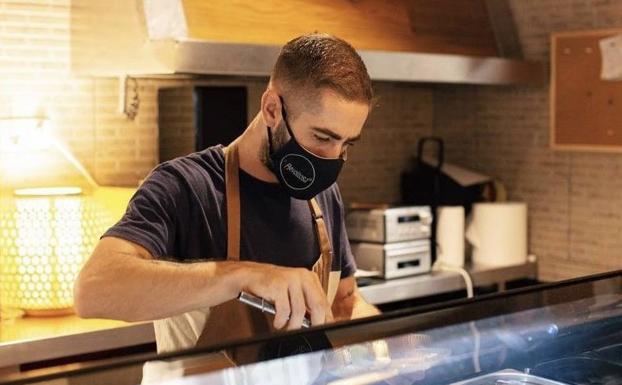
left=181, top=0, right=498, bottom=56
left=408, top=0, right=497, bottom=53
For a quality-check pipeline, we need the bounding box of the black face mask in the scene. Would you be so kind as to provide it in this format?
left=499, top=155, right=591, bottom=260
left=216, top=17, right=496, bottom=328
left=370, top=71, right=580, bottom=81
left=267, top=100, right=345, bottom=200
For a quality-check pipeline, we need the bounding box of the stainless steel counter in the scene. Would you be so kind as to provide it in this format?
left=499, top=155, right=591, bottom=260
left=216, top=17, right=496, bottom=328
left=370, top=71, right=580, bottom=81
left=0, top=262, right=536, bottom=369
left=0, top=317, right=154, bottom=369
left=358, top=261, right=537, bottom=305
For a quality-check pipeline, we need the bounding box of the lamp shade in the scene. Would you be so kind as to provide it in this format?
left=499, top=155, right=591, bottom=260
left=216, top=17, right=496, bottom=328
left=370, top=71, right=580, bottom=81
left=0, top=189, right=112, bottom=316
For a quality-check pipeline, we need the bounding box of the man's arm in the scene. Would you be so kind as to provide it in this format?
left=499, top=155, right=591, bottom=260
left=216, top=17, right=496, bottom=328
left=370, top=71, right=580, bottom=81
left=74, top=236, right=332, bottom=329
left=332, top=276, right=380, bottom=321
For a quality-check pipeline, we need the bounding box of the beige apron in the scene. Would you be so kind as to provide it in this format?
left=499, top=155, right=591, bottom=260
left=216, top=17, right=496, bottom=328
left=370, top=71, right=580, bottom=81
left=181, top=140, right=341, bottom=375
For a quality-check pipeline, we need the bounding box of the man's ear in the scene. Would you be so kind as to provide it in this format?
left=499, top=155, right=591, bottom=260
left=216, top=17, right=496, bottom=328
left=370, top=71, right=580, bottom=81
left=260, top=89, right=283, bottom=130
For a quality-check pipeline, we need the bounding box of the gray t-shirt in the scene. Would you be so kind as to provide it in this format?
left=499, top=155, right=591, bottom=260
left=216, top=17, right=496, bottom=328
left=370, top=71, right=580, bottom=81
left=104, top=145, right=356, bottom=277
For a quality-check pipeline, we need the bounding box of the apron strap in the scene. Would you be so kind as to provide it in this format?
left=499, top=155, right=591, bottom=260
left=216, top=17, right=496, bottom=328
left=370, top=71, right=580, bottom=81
left=224, top=141, right=334, bottom=292
left=194, top=141, right=339, bottom=356
left=308, top=198, right=334, bottom=293
left=224, top=142, right=241, bottom=260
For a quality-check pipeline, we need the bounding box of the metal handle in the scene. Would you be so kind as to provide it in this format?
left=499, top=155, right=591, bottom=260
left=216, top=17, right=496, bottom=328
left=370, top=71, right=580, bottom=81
left=416, top=136, right=444, bottom=170
left=238, top=291, right=311, bottom=328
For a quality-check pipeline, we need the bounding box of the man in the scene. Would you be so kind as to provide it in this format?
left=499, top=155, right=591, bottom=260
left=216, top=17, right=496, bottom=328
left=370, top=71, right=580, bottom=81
left=74, top=33, right=379, bottom=356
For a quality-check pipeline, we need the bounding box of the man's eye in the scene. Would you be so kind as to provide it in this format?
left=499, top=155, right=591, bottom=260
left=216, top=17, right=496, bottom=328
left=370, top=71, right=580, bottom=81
left=314, top=134, right=330, bottom=142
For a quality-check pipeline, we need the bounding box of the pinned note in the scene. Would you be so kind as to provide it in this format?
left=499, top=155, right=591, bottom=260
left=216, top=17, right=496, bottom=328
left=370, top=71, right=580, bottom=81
left=599, top=34, right=622, bottom=80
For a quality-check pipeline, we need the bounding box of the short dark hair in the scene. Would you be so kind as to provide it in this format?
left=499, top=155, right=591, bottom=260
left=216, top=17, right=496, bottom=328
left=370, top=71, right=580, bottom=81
left=271, top=33, right=373, bottom=107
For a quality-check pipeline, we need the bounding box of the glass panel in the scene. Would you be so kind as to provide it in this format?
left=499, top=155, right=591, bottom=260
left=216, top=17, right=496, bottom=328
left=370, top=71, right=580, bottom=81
left=3, top=271, right=621, bottom=385
left=172, top=276, right=622, bottom=384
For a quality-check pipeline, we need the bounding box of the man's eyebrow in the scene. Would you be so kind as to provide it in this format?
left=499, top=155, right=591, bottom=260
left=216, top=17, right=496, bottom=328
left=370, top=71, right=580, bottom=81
left=311, top=127, right=361, bottom=143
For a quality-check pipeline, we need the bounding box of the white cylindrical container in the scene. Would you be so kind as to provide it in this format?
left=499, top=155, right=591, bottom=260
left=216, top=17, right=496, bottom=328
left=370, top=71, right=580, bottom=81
left=466, top=202, right=528, bottom=267
left=436, top=205, right=465, bottom=268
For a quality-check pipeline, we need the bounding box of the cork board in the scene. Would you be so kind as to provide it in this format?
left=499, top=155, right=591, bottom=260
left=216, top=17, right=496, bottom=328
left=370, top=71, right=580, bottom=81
left=551, top=29, right=622, bottom=151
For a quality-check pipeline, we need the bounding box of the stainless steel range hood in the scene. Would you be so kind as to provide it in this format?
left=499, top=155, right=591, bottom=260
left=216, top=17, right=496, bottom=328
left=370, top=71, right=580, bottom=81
left=70, top=0, right=544, bottom=86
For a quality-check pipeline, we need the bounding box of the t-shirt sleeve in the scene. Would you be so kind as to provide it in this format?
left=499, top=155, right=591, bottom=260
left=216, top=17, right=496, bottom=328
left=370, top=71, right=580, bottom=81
left=102, top=164, right=182, bottom=259
left=332, top=187, right=357, bottom=278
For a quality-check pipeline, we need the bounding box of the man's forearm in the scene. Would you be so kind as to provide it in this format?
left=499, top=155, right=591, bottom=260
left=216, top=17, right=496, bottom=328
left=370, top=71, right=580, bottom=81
left=75, top=248, right=245, bottom=322
left=75, top=237, right=335, bottom=328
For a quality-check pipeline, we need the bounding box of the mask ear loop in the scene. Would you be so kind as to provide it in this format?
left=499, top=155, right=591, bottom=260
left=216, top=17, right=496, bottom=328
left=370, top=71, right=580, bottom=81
left=267, top=96, right=290, bottom=156
left=279, top=97, right=297, bottom=140
left=341, top=149, right=348, bottom=162
left=267, top=125, right=275, bottom=155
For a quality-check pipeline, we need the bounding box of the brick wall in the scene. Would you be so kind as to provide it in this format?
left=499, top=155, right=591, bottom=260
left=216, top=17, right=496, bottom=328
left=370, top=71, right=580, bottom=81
left=157, top=87, right=195, bottom=163
left=0, top=0, right=434, bottom=198
left=338, top=83, right=434, bottom=203
left=108, top=78, right=434, bottom=202
left=0, top=0, right=84, bottom=189
left=153, top=80, right=435, bottom=204
left=435, top=0, right=622, bottom=281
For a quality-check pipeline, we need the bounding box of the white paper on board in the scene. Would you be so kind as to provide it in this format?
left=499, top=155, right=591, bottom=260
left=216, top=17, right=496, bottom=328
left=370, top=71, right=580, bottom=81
left=599, top=34, right=622, bottom=81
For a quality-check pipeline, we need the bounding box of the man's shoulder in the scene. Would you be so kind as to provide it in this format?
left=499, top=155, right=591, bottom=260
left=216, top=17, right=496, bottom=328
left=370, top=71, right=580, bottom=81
left=315, top=183, right=345, bottom=212
left=154, top=146, right=225, bottom=185
left=160, top=145, right=224, bottom=174
left=136, top=146, right=226, bottom=205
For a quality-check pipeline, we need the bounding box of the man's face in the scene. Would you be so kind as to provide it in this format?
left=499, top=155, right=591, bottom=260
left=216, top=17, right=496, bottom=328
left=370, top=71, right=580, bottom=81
left=262, top=89, right=369, bottom=169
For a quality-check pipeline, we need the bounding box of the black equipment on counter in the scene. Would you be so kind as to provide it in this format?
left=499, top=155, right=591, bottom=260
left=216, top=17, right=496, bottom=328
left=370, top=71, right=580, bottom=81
left=401, top=137, right=494, bottom=264
left=400, top=137, right=444, bottom=264
left=400, top=137, right=491, bottom=214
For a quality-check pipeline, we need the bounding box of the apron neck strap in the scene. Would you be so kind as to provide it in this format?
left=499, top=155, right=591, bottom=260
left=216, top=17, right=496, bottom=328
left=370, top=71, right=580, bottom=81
left=308, top=198, right=334, bottom=291
left=224, top=141, right=241, bottom=260
left=223, top=140, right=334, bottom=292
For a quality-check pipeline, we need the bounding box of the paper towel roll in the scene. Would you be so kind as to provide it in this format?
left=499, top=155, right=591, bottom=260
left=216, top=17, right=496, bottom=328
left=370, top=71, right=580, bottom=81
left=466, top=202, right=527, bottom=267
left=436, top=206, right=465, bottom=267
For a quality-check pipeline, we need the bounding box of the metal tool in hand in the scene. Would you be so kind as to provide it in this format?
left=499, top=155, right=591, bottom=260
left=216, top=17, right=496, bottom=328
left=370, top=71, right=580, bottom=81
left=237, top=291, right=311, bottom=328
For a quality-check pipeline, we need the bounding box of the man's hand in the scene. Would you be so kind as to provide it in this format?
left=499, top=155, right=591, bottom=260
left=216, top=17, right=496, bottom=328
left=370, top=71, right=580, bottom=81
left=234, top=262, right=333, bottom=330
left=332, top=276, right=380, bottom=321
left=76, top=237, right=334, bottom=328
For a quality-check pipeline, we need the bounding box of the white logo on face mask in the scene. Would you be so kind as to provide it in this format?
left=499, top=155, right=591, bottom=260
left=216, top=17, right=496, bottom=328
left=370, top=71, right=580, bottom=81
left=284, top=163, right=312, bottom=183
left=279, top=154, right=315, bottom=190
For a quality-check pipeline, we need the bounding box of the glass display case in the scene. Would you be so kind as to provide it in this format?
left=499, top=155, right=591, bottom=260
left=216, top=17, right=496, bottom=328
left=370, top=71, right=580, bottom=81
left=2, top=270, right=621, bottom=385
